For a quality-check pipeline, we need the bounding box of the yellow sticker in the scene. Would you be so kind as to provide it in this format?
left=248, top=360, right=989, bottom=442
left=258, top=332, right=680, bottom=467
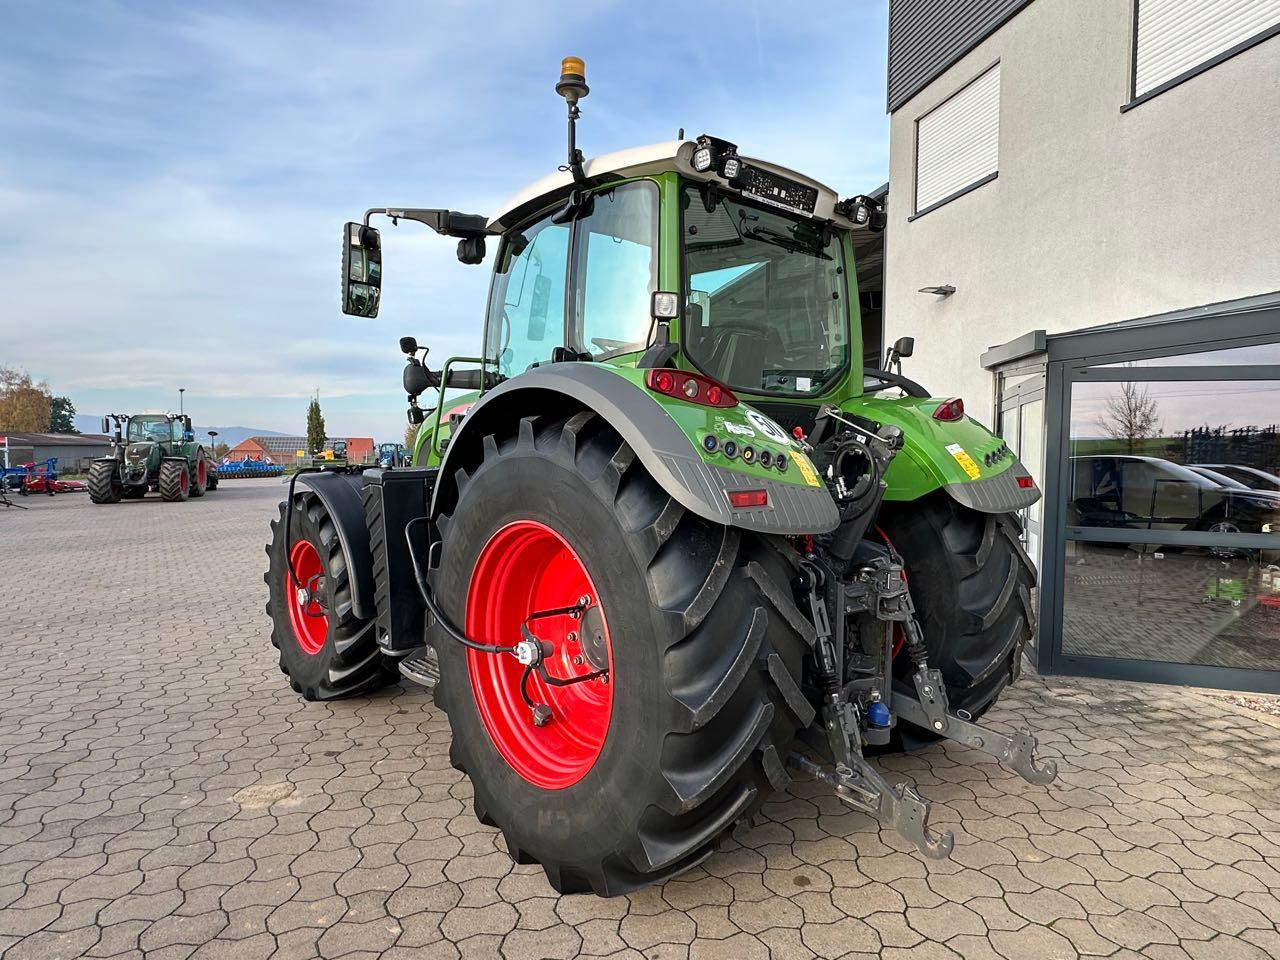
left=793, top=453, right=822, bottom=488
left=946, top=443, right=981, bottom=480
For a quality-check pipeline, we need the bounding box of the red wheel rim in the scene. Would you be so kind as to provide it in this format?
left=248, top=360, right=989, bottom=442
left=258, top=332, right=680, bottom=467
left=180, top=467, right=189, bottom=494
left=466, top=520, right=614, bottom=789
left=286, top=539, right=328, bottom=655
left=198, top=460, right=206, bottom=486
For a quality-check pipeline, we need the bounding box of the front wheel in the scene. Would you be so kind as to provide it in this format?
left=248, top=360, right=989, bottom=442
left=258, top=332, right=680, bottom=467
left=433, top=412, right=813, bottom=896
left=158, top=460, right=190, bottom=502
left=87, top=461, right=122, bottom=504
left=878, top=494, right=1036, bottom=742
left=189, top=457, right=209, bottom=497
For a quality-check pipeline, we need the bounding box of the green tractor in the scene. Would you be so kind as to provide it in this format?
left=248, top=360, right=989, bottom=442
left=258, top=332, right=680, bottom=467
left=89, top=413, right=218, bottom=503
left=265, top=59, right=1054, bottom=896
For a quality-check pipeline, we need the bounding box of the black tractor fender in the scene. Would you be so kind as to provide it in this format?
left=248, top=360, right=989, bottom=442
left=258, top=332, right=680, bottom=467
left=431, top=364, right=840, bottom=536
left=290, top=471, right=377, bottom=621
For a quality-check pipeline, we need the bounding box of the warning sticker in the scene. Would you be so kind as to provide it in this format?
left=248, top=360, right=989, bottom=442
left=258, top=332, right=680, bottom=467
left=945, top=443, right=981, bottom=480
left=793, top=453, right=822, bottom=488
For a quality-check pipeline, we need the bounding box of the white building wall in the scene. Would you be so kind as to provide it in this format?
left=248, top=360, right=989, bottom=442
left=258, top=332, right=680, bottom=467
left=884, top=0, right=1280, bottom=426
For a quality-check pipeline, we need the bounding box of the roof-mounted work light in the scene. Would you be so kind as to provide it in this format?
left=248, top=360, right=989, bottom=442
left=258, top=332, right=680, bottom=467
left=691, top=135, right=743, bottom=183
left=837, top=194, right=886, bottom=232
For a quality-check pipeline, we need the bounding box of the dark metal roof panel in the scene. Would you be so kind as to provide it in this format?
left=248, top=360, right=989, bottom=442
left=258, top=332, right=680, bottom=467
left=888, top=0, right=1035, bottom=112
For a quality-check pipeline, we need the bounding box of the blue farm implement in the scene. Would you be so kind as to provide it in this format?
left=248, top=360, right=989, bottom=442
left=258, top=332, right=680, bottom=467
left=218, top=457, right=284, bottom=479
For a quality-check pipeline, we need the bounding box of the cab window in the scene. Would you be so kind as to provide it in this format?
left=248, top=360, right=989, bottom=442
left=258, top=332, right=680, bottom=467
left=484, top=215, right=570, bottom=377
left=571, top=181, right=658, bottom=360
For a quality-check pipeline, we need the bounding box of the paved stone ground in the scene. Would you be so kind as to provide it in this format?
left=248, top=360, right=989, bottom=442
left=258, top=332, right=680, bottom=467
left=2, top=480, right=1279, bottom=960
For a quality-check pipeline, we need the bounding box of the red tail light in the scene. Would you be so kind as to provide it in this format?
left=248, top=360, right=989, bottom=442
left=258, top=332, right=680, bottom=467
left=1017, top=475, right=1035, bottom=489
left=933, top=397, right=965, bottom=421
left=645, top=369, right=738, bottom=408
left=727, top=489, right=768, bottom=509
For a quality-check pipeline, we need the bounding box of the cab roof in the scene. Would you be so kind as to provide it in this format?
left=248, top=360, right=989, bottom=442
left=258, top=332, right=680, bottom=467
left=487, top=139, right=858, bottom=233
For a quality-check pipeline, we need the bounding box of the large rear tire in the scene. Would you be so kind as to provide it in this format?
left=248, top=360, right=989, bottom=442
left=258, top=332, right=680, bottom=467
left=432, top=412, right=814, bottom=896
left=87, top=461, right=122, bottom=504
left=878, top=493, right=1036, bottom=742
left=158, top=460, right=190, bottom=502
left=189, top=457, right=208, bottom=498
left=265, top=491, right=398, bottom=700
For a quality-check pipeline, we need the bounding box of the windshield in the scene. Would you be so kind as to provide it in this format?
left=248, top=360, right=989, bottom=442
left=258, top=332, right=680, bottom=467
left=682, top=186, right=850, bottom=396
left=128, top=417, right=171, bottom=442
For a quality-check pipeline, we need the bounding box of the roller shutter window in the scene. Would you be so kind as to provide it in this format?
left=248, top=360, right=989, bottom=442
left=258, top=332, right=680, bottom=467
left=1134, top=0, right=1280, bottom=97
left=914, top=63, right=1000, bottom=215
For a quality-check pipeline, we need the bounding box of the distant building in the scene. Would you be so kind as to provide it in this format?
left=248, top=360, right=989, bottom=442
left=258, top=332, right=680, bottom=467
left=0, top=432, right=113, bottom=472
left=223, top=436, right=375, bottom=464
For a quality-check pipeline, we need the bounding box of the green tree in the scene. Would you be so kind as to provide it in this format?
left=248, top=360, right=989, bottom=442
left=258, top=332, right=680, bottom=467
left=306, top=395, right=326, bottom=455
left=49, top=396, right=78, bottom=433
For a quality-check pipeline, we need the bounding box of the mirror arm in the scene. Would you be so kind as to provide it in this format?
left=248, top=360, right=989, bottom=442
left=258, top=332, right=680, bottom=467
left=363, top=208, right=488, bottom=239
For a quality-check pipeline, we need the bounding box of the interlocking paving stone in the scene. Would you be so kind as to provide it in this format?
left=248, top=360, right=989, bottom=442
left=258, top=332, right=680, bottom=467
left=2, top=480, right=1279, bottom=958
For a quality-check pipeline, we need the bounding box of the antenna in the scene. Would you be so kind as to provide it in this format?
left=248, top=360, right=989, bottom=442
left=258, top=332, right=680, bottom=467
left=555, top=57, right=589, bottom=184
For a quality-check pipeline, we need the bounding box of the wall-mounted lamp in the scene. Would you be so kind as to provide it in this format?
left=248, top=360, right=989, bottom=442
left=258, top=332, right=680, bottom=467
left=918, top=285, right=956, bottom=298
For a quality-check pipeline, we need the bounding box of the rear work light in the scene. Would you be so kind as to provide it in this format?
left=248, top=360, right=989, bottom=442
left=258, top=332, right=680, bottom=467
left=645, top=369, right=738, bottom=408
left=933, top=397, right=965, bottom=422
left=727, top=489, right=768, bottom=509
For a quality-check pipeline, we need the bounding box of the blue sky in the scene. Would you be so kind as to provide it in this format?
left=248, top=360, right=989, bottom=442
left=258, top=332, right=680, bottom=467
left=1, top=1, right=889, bottom=442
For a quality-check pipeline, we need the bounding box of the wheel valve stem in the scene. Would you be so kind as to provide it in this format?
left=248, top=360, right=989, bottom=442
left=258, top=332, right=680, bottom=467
left=532, top=704, right=552, bottom=727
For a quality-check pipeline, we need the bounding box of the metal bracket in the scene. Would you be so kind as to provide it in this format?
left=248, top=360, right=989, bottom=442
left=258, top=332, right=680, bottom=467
left=897, top=667, right=1058, bottom=786
left=788, top=753, right=954, bottom=860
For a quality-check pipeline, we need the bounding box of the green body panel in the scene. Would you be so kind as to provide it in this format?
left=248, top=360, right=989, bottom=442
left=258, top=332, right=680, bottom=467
left=843, top=396, right=1015, bottom=501
left=408, top=170, right=1022, bottom=513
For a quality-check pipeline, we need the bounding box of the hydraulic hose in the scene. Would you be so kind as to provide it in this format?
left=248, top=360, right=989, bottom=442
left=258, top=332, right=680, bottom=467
left=403, top=516, right=515, bottom=655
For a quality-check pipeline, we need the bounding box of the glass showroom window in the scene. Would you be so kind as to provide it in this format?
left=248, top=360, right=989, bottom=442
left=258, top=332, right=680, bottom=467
left=1061, top=370, right=1280, bottom=672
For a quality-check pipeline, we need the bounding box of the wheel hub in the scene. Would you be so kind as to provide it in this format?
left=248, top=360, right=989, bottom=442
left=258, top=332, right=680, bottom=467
left=466, top=520, right=614, bottom=789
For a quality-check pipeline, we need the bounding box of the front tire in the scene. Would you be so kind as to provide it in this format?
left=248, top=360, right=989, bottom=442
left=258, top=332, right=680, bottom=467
left=158, top=460, right=190, bottom=502
left=433, top=412, right=814, bottom=896
left=879, top=493, right=1036, bottom=740
left=87, top=461, right=122, bottom=504
left=265, top=491, right=397, bottom=700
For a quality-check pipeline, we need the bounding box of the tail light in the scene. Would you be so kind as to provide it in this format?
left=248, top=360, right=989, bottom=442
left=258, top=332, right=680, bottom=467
left=933, top=397, right=965, bottom=422
left=645, top=369, right=737, bottom=408
left=727, top=489, right=768, bottom=509
left=1017, top=475, right=1035, bottom=489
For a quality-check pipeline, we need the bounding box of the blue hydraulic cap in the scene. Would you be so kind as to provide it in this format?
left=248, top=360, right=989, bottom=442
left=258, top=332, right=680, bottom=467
left=867, top=700, right=890, bottom=728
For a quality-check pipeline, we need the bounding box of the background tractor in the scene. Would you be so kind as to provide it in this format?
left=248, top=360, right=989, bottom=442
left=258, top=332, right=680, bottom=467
left=265, top=59, right=1054, bottom=896
left=88, top=413, right=218, bottom=503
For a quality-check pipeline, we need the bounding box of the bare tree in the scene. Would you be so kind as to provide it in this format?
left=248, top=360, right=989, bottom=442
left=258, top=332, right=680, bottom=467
left=1097, top=381, right=1161, bottom=453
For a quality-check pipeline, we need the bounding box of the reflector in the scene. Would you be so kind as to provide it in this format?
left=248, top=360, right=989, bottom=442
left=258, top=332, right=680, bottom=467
left=728, top=489, right=768, bottom=509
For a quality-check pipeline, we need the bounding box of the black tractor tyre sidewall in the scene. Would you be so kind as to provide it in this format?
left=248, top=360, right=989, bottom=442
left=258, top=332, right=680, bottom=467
left=87, top=461, right=122, bottom=504
left=190, top=456, right=208, bottom=498
left=265, top=494, right=396, bottom=700
left=879, top=493, right=1035, bottom=741
left=435, top=455, right=674, bottom=869
left=432, top=415, right=811, bottom=894
left=158, top=460, right=190, bottom=502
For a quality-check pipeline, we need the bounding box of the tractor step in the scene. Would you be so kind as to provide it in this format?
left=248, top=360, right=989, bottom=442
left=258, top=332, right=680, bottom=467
left=398, top=646, right=440, bottom=691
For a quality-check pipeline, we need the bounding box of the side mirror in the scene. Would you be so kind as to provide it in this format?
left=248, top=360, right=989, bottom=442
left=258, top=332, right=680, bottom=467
left=893, top=336, right=915, bottom=358
left=399, top=336, right=419, bottom=355
left=342, top=222, right=382, bottom=317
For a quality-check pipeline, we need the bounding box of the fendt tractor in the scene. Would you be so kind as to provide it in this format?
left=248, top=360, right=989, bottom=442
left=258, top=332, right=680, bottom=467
left=89, top=413, right=219, bottom=503
left=265, top=59, right=1056, bottom=896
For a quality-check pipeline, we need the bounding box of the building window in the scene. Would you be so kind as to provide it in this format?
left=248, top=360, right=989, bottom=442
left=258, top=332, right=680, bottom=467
left=1131, top=0, right=1280, bottom=104
left=912, top=62, right=1000, bottom=218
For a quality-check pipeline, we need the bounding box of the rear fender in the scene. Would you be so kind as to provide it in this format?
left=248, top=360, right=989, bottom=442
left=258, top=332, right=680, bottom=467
left=842, top=396, right=1040, bottom=514
left=432, top=364, right=839, bottom=536
left=291, top=471, right=376, bottom=620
